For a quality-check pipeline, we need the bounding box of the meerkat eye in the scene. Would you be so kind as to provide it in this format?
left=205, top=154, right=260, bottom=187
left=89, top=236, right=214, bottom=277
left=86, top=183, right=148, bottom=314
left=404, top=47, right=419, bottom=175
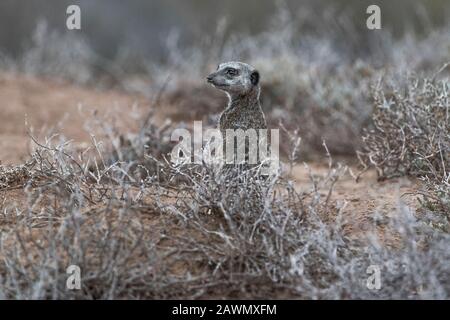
left=226, top=68, right=238, bottom=76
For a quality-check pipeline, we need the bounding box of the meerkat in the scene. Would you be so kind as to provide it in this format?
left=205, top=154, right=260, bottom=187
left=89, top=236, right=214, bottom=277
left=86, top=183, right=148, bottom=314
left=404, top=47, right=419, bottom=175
left=206, top=62, right=267, bottom=167
left=207, top=61, right=266, bottom=134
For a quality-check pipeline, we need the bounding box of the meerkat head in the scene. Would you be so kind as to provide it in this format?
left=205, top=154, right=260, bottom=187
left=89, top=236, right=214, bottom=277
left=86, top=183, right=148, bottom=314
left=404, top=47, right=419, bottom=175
left=206, top=61, right=260, bottom=97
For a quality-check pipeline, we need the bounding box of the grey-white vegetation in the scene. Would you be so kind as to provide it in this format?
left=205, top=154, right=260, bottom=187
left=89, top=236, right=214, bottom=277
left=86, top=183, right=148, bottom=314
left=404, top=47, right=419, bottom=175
left=0, top=4, right=448, bottom=299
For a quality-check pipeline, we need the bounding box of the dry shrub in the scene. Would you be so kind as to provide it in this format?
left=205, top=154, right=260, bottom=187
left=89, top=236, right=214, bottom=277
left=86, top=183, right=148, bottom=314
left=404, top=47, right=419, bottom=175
left=359, top=76, right=449, bottom=180
left=0, top=115, right=449, bottom=299
left=0, top=160, right=34, bottom=190
left=358, top=74, right=449, bottom=229
left=0, top=4, right=449, bottom=299
left=418, top=174, right=450, bottom=233
left=0, top=130, right=166, bottom=299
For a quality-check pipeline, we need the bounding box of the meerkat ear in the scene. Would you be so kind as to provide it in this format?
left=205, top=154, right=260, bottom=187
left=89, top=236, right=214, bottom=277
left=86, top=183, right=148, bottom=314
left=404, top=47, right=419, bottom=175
left=250, top=70, right=260, bottom=86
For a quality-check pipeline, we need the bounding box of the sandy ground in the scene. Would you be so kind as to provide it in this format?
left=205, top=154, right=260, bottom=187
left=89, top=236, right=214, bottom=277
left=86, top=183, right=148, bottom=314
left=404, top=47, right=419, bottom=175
left=0, top=72, right=149, bottom=164
left=0, top=72, right=419, bottom=222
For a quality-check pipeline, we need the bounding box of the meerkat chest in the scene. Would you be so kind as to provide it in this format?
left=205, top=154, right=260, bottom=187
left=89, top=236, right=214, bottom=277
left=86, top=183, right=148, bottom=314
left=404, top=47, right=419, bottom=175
left=219, top=106, right=265, bottom=132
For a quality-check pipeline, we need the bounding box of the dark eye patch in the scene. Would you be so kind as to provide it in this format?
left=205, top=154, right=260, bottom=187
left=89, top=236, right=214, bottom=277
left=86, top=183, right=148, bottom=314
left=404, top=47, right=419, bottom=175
left=225, top=68, right=238, bottom=76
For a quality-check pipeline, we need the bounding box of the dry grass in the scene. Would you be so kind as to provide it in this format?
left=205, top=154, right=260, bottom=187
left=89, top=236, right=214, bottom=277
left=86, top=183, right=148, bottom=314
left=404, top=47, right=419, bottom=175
left=358, top=75, right=449, bottom=181
left=358, top=74, right=449, bottom=232
left=0, top=4, right=449, bottom=299
left=0, top=109, right=448, bottom=299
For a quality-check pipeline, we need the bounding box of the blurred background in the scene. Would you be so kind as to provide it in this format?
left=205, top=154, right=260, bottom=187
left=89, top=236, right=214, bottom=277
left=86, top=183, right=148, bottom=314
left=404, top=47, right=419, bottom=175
left=0, top=0, right=448, bottom=157
left=1, top=0, right=448, bottom=62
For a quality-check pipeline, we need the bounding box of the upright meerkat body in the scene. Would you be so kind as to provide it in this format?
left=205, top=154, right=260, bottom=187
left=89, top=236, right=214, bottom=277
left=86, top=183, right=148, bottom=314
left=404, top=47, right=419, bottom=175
left=207, top=61, right=267, bottom=135
left=207, top=62, right=267, bottom=164
left=207, top=62, right=267, bottom=166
